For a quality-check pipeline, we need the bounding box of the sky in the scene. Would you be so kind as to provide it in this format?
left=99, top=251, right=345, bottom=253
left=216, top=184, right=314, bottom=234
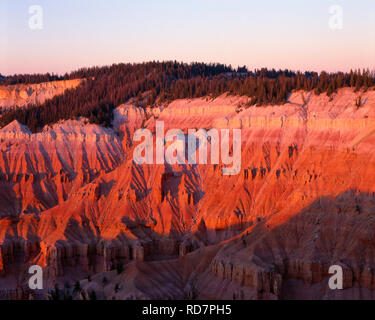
left=0, top=0, right=374, bottom=75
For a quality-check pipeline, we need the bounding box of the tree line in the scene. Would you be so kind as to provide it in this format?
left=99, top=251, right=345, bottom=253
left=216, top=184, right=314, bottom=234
left=0, top=61, right=373, bottom=132
left=0, top=73, right=64, bottom=85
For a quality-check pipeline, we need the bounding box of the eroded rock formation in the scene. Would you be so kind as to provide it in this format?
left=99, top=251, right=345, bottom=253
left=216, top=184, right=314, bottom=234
left=1, top=88, right=375, bottom=299
left=0, top=79, right=83, bottom=109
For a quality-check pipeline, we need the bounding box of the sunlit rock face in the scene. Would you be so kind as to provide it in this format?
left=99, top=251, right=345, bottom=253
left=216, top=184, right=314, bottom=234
left=1, top=88, right=375, bottom=300
left=0, top=118, right=124, bottom=218
left=0, top=79, right=83, bottom=109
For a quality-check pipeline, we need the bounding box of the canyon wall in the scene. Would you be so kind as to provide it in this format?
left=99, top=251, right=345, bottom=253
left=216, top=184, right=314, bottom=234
left=1, top=88, right=375, bottom=299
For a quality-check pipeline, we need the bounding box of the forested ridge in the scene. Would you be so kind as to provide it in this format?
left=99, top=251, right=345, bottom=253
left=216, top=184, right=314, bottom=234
left=0, top=61, right=374, bottom=132
left=0, top=73, right=64, bottom=85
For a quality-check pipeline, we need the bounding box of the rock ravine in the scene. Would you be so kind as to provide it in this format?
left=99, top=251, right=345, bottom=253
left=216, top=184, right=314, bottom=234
left=1, top=88, right=375, bottom=300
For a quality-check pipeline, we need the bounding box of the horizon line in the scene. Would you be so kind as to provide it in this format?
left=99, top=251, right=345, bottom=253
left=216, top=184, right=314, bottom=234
left=1, top=60, right=375, bottom=78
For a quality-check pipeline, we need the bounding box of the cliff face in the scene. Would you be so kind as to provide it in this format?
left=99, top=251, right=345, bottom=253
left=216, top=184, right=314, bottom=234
left=1, top=88, right=375, bottom=299
left=0, top=119, right=123, bottom=219
left=0, top=79, right=83, bottom=109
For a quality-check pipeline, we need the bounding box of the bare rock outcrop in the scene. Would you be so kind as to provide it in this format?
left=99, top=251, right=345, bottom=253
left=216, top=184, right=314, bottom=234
left=0, top=79, right=83, bottom=109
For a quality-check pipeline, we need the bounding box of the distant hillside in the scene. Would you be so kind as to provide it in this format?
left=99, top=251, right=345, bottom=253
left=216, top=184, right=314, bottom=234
left=0, top=79, right=83, bottom=109
left=0, top=61, right=373, bottom=132
left=0, top=73, right=63, bottom=85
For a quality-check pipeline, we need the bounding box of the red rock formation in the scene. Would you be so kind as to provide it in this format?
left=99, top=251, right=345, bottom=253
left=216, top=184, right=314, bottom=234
left=1, top=88, right=375, bottom=299
left=0, top=79, right=83, bottom=109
